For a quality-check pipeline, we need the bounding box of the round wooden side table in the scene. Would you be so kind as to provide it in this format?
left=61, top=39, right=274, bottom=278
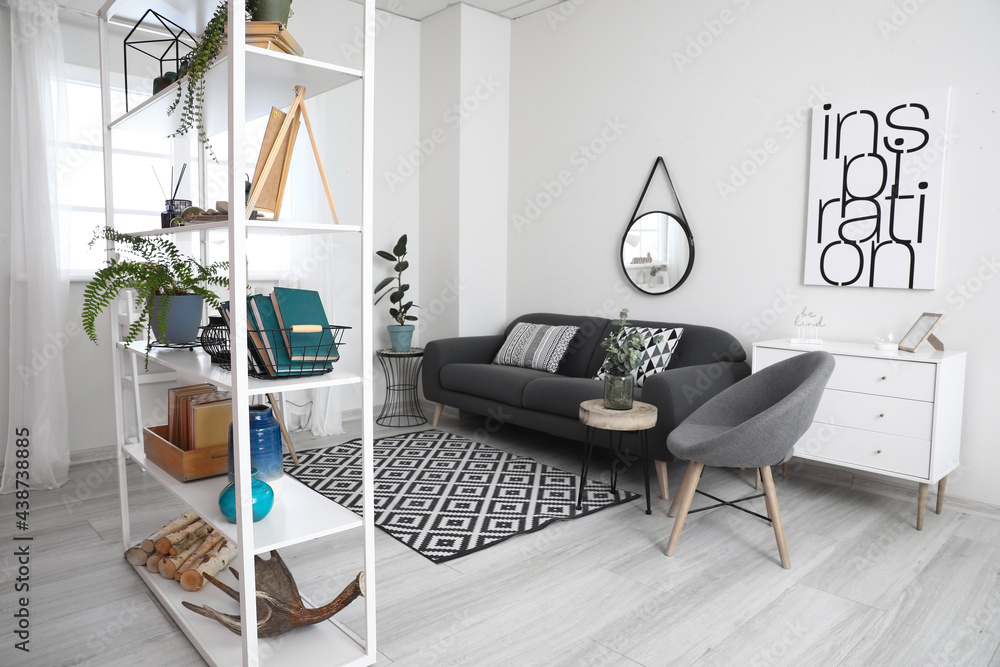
left=578, top=399, right=658, bottom=514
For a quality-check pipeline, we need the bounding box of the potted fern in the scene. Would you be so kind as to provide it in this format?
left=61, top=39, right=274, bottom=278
left=82, top=227, right=229, bottom=356
left=374, top=234, right=418, bottom=352
left=598, top=309, right=662, bottom=410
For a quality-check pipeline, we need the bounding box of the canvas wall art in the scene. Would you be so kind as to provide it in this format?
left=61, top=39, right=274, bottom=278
left=803, top=88, right=950, bottom=290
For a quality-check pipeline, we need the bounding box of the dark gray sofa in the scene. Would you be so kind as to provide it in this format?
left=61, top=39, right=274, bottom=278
left=422, top=313, right=751, bottom=498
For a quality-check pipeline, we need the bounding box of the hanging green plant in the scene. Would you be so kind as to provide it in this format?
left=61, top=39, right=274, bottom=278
left=167, top=1, right=259, bottom=161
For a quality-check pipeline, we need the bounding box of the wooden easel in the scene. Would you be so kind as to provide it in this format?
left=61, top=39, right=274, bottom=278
left=246, top=85, right=340, bottom=224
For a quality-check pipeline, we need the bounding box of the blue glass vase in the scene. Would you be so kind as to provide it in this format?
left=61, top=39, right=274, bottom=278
left=229, top=404, right=283, bottom=492
left=218, top=467, right=274, bottom=523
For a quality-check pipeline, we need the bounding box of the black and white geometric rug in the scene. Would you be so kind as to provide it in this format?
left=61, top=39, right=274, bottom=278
left=284, top=429, right=638, bottom=563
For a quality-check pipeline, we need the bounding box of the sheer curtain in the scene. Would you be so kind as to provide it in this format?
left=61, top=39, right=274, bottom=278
left=2, top=0, right=70, bottom=491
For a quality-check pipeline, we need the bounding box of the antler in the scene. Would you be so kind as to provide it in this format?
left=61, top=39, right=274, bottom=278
left=181, top=550, right=365, bottom=638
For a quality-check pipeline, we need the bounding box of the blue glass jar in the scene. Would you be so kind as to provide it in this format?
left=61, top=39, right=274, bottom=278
left=218, top=467, right=274, bottom=523
left=228, top=404, right=283, bottom=492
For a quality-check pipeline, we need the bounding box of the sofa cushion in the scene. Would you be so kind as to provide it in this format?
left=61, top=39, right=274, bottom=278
left=440, top=363, right=550, bottom=407
left=522, top=377, right=643, bottom=420
left=507, top=314, right=610, bottom=377
left=493, top=322, right=579, bottom=373
left=595, top=326, right=684, bottom=387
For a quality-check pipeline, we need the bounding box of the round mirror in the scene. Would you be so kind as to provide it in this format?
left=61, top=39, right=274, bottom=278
left=620, top=211, right=694, bottom=294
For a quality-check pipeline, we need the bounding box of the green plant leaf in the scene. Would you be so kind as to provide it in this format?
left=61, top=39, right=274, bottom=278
left=374, top=276, right=395, bottom=294
left=376, top=250, right=397, bottom=262
left=393, top=235, right=407, bottom=257
left=395, top=260, right=409, bottom=273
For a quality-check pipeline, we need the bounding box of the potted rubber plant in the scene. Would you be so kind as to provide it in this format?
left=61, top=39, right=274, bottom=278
left=82, top=227, right=229, bottom=358
left=598, top=309, right=662, bottom=410
left=374, top=234, right=418, bottom=352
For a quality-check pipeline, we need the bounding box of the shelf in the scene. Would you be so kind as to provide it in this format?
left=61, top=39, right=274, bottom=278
left=133, top=564, right=371, bottom=667
left=124, top=342, right=362, bottom=395
left=125, top=442, right=362, bottom=553
left=130, top=221, right=363, bottom=237
left=109, top=46, right=362, bottom=137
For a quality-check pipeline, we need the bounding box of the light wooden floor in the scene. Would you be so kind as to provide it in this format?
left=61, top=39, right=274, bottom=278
left=4, top=408, right=1000, bottom=666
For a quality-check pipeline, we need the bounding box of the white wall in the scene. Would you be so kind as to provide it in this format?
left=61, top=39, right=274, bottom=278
left=419, top=4, right=510, bottom=342
left=457, top=7, right=510, bottom=336
left=506, top=0, right=1000, bottom=505
left=419, top=7, right=463, bottom=343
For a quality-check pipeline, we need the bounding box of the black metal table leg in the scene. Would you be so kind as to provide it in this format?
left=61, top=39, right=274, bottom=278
left=609, top=430, right=623, bottom=492
left=640, top=430, right=651, bottom=515
left=577, top=425, right=595, bottom=509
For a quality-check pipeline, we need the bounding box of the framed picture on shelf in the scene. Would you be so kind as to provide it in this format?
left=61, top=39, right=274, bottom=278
left=898, top=312, right=944, bottom=352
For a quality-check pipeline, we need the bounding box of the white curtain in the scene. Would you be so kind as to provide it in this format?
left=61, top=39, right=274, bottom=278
left=2, top=0, right=70, bottom=491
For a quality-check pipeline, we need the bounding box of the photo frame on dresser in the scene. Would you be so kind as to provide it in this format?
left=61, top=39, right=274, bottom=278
left=898, top=312, right=944, bottom=352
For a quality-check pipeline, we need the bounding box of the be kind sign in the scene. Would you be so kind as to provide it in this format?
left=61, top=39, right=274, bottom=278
left=803, top=89, right=950, bottom=290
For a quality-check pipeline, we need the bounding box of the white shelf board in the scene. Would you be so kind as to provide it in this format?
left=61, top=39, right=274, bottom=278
left=125, top=442, right=362, bottom=553
left=124, top=343, right=362, bottom=395
left=130, top=221, right=362, bottom=238
left=133, top=564, right=372, bottom=667
left=109, top=46, right=362, bottom=137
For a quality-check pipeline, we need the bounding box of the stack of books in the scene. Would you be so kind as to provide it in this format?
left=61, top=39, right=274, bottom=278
left=219, top=287, right=343, bottom=378
left=244, top=21, right=304, bottom=56
left=167, top=385, right=232, bottom=451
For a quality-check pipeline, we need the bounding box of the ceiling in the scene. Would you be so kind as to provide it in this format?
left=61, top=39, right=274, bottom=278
left=61, top=0, right=567, bottom=21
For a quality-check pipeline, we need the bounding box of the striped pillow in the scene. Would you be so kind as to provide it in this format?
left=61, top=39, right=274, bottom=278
left=493, top=323, right=579, bottom=373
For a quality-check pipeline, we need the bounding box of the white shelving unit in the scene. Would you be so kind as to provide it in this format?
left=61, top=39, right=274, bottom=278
left=97, top=2, right=376, bottom=665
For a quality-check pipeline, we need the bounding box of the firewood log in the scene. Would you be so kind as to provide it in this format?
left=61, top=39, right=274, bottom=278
left=146, top=552, right=164, bottom=573
left=159, top=533, right=210, bottom=580
left=180, top=540, right=237, bottom=592
left=125, top=546, right=149, bottom=566
left=174, top=533, right=224, bottom=581
left=141, top=511, right=199, bottom=554
left=155, top=520, right=206, bottom=555
left=166, top=522, right=211, bottom=556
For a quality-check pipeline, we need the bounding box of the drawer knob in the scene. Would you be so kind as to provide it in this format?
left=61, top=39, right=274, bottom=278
left=879, top=413, right=886, bottom=418
left=876, top=449, right=883, bottom=454
left=880, top=376, right=888, bottom=380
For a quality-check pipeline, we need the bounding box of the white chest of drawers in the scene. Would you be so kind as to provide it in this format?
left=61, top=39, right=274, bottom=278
left=752, top=339, right=966, bottom=529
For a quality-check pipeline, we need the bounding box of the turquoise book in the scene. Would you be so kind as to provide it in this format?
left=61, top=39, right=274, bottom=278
left=270, top=287, right=341, bottom=362
left=248, top=294, right=329, bottom=375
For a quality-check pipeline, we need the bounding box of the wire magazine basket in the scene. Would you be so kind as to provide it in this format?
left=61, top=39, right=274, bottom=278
left=200, top=323, right=349, bottom=379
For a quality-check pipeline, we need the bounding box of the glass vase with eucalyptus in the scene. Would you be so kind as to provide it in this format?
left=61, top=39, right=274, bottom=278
left=598, top=308, right=661, bottom=410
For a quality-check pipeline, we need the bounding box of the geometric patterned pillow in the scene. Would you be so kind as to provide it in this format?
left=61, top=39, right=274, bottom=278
left=493, top=322, right=580, bottom=373
left=595, top=326, right=683, bottom=387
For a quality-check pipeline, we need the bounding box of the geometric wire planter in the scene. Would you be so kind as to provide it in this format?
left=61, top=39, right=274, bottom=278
left=123, top=9, right=197, bottom=112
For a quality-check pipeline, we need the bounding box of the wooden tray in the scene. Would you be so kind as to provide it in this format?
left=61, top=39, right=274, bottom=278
left=143, top=425, right=228, bottom=482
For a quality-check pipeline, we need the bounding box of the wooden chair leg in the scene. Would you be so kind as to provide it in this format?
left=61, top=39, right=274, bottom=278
left=917, top=482, right=929, bottom=530
left=755, top=468, right=761, bottom=490
left=760, top=466, right=791, bottom=569
left=432, top=403, right=444, bottom=427
left=655, top=460, right=669, bottom=500
left=668, top=461, right=697, bottom=517
left=665, top=462, right=703, bottom=556
left=936, top=476, right=947, bottom=514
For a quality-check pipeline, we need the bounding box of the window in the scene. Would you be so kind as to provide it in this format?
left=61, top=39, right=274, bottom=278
left=61, top=65, right=293, bottom=280
left=59, top=65, right=176, bottom=275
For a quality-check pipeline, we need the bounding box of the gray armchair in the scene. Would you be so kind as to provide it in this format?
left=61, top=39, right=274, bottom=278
left=663, top=350, right=835, bottom=569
